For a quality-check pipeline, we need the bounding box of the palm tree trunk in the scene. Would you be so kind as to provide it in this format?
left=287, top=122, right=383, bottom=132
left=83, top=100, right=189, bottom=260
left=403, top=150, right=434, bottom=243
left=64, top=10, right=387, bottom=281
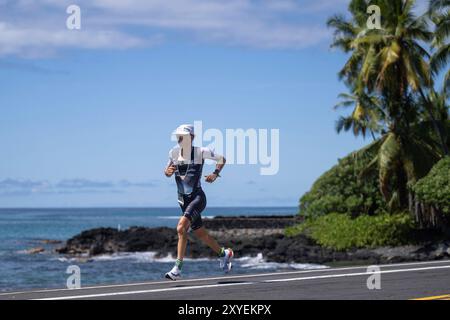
left=396, top=166, right=409, bottom=209
left=415, top=198, right=422, bottom=228
left=408, top=191, right=414, bottom=215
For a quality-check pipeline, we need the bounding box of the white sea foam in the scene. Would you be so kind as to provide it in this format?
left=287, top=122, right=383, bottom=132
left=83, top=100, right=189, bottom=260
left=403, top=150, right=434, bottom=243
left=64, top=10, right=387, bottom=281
left=57, top=251, right=327, bottom=271
left=156, top=216, right=216, bottom=220
left=57, top=252, right=210, bottom=263
left=93, top=252, right=172, bottom=262
left=236, top=253, right=328, bottom=270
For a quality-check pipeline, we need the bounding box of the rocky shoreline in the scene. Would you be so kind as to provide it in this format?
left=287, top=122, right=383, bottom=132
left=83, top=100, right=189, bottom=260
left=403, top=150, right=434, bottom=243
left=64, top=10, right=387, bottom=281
left=55, top=216, right=450, bottom=265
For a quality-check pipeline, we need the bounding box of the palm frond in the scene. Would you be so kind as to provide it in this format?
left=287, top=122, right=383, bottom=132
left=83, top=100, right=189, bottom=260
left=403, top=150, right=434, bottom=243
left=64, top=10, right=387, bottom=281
left=430, top=44, right=450, bottom=74
left=429, top=0, right=450, bottom=12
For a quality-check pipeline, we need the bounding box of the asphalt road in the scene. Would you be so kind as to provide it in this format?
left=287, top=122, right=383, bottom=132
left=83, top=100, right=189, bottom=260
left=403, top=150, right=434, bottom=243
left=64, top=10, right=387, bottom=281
left=1, top=260, right=450, bottom=300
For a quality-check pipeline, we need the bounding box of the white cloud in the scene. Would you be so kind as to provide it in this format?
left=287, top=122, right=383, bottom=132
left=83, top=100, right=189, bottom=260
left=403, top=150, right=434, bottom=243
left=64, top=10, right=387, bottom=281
left=0, top=0, right=344, bottom=57
left=0, top=22, right=153, bottom=57
left=0, top=178, right=158, bottom=196
left=87, top=0, right=332, bottom=48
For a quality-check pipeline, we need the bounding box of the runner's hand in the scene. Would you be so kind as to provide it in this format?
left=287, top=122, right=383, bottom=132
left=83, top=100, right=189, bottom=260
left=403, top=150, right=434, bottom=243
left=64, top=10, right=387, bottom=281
left=205, top=173, right=218, bottom=183
left=165, top=165, right=177, bottom=177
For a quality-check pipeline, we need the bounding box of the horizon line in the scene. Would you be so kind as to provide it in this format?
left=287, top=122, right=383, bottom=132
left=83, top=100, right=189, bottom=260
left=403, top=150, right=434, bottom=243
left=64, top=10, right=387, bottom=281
left=0, top=205, right=298, bottom=210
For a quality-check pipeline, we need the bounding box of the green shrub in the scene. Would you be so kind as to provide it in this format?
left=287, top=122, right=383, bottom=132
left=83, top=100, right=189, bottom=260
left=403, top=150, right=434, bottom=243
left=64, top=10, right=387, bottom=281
left=413, top=157, right=450, bottom=214
left=286, top=213, right=415, bottom=250
left=300, top=147, right=387, bottom=218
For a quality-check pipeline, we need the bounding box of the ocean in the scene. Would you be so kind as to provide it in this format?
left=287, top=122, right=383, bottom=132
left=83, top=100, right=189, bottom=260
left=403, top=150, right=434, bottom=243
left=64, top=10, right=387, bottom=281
left=0, top=207, right=326, bottom=292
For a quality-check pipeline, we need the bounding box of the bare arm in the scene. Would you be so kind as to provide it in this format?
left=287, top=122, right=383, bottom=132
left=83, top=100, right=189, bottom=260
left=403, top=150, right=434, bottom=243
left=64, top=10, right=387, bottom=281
left=164, top=160, right=176, bottom=177
left=205, top=156, right=226, bottom=183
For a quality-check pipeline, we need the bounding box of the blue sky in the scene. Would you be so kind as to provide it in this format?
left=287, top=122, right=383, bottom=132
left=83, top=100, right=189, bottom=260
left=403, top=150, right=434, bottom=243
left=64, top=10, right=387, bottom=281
left=0, top=0, right=395, bottom=208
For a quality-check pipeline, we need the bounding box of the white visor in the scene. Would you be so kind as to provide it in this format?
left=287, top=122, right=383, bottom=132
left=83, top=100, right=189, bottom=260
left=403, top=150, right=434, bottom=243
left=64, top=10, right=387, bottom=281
left=173, top=124, right=194, bottom=136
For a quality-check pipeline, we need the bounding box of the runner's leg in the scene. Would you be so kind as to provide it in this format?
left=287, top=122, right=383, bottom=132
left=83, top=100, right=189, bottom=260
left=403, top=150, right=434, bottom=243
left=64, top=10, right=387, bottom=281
left=176, top=216, right=191, bottom=261
left=193, top=227, right=221, bottom=254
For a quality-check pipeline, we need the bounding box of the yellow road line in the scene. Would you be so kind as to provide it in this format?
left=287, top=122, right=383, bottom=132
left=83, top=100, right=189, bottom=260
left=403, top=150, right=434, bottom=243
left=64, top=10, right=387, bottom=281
left=413, top=294, right=450, bottom=300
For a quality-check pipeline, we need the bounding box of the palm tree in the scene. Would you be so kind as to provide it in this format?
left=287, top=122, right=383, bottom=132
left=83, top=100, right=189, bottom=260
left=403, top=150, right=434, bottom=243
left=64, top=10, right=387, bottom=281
left=328, top=0, right=445, bottom=209
left=422, top=87, right=449, bottom=122
left=429, top=0, right=450, bottom=91
left=425, top=0, right=450, bottom=155
left=334, top=89, right=384, bottom=140
left=353, top=118, right=442, bottom=210
left=327, top=0, right=372, bottom=91
left=419, top=87, right=450, bottom=148
left=330, top=0, right=448, bottom=154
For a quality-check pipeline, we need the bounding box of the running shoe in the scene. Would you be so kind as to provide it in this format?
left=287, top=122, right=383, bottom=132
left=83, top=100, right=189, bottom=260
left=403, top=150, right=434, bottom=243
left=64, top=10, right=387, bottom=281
left=220, top=248, right=234, bottom=273
left=165, top=265, right=181, bottom=281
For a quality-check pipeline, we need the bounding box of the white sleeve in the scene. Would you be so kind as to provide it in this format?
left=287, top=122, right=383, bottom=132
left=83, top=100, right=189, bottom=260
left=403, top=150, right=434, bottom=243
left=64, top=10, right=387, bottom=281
left=201, top=147, right=223, bottom=162
left=167, top=149, right=174, bottom=166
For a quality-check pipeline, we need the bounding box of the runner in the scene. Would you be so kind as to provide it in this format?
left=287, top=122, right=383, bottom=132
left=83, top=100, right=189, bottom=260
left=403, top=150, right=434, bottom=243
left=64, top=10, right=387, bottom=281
left=164, top=124, right=233, bottom=281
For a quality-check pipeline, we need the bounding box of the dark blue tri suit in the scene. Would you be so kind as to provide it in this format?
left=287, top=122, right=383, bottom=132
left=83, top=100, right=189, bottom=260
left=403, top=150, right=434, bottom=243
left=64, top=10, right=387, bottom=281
left=168, top=146, right=221, bottom=230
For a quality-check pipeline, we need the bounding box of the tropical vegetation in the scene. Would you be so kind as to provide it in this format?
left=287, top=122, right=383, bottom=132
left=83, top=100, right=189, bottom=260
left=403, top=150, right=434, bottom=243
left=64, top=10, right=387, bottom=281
left=413, top=157, right=450, bottom=219
left=286, top=213, right=415, bottom=250
left=293, top=0, right=450, bottom=249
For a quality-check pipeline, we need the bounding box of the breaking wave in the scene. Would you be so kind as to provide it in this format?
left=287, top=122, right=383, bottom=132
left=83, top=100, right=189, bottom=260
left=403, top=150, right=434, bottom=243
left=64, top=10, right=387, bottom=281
left=236, top=253, right=328, bottom=270
left=57, top=252, right=327, bottom=271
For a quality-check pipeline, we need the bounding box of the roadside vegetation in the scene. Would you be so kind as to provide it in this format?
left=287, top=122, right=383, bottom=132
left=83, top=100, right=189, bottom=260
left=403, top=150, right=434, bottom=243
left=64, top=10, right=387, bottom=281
left=290, top=0, right=450, bottom=250
left=286, top=213, right=415, bottom=250
left=413, top=157, right=450, bottom=218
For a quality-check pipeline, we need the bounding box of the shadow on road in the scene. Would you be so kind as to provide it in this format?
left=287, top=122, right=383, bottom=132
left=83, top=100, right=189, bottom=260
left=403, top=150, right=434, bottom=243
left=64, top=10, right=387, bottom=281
left=172, top=280, right=251, bottom=288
